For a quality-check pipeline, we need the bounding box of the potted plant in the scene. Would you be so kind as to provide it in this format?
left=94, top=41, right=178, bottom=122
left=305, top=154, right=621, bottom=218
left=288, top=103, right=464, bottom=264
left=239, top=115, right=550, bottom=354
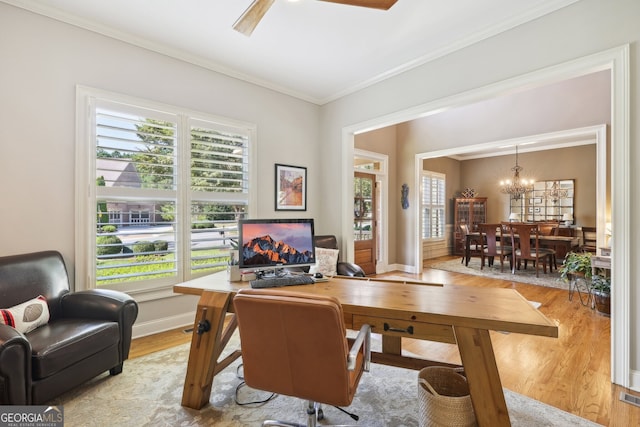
left=559, top=251, right=593, bottom=283
left=591, top=273, right=611, bottom=316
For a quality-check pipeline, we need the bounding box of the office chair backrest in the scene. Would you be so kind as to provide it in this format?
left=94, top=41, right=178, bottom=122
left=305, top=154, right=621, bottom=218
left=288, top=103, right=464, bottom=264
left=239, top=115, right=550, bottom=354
left=234, top=288, right=362, bottom=407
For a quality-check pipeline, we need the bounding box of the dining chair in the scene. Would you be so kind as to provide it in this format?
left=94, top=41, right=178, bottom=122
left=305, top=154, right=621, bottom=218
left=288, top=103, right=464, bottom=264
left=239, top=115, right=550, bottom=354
left=580, top=227, right=598, bottom=253
left=537, top=221, right=559, bottom=236
left=478, top=223, right=512, bottom=272
left=233, top=288, right=371, bottom=427
left=506, top=223, right=556, bottom=277
left=460, top=223, right=482, bottom=266
left=552, top=226, right=575, bottom=263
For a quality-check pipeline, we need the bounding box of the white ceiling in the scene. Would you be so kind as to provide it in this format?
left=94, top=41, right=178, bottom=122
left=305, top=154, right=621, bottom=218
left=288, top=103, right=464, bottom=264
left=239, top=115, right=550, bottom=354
left=6, top=0, right=579, bottom=104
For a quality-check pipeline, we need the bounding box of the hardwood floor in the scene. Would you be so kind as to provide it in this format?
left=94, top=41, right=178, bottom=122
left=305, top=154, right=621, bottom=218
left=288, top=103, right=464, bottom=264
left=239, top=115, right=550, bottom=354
left=130, top=256, right=639, bottom=426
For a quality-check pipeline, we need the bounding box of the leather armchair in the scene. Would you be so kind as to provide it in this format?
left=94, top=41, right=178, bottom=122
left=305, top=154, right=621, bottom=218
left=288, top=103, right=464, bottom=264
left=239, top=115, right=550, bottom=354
left=314, top=235, right=366, bottom=277
left=0, top=250, right=138, bottom=404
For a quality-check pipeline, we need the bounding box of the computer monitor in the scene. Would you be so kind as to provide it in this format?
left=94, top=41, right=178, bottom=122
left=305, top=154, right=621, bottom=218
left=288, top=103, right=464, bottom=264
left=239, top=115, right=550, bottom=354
left=238, top=218, right=316, bottom=272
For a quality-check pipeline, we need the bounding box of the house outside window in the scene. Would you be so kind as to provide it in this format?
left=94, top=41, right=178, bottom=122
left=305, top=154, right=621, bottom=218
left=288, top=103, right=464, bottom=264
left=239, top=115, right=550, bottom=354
left=421, top=171, right=446, bottom=240
left=77, top=87, right=256, bottom=296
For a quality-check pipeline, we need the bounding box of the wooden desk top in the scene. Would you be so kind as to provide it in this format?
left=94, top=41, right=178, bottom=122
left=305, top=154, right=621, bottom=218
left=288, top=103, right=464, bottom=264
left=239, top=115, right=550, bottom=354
left=174, top=272, right=558, bottom=338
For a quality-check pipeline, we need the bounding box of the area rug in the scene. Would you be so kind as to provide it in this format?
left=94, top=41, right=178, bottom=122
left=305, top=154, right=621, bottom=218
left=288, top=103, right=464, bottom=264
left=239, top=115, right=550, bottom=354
left=51, top=335, right=602, bottom=426
left=430, top=257, right=568, bottom=289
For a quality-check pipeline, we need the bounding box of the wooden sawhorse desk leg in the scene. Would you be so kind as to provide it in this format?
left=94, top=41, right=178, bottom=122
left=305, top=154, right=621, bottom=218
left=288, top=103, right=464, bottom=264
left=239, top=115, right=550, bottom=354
left=455, top=326, right=511, bottom=427
left=181, top=291, right=240, bottom=409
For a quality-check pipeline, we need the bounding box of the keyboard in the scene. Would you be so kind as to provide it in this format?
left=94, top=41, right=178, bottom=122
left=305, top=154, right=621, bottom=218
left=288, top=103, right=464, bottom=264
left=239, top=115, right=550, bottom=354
left=250, top=274, right=315, bottom=289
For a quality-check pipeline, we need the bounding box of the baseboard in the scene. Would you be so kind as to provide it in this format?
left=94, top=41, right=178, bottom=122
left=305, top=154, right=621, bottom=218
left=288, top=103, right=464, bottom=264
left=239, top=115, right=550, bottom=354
left=132, top=311, right=196, bottom=339
left=629, top=369, right=640, bottom=392
left=386, top=263, right=416, bottom=274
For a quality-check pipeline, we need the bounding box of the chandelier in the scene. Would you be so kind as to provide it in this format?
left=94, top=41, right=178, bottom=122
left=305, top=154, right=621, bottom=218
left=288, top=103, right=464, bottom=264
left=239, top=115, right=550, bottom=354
left=499, top=146, right=534, bottom=200
left=544, top=180, right=569, bottom=204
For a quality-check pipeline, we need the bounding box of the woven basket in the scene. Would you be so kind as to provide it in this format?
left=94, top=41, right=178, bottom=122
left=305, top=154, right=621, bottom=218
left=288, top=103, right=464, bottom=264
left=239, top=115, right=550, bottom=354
left=418, top=366, right=477, bottom=427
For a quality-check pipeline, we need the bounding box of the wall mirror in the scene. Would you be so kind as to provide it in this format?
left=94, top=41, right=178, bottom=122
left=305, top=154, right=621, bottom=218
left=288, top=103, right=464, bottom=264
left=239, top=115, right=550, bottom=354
left=510, top=179, right=574, bottom=222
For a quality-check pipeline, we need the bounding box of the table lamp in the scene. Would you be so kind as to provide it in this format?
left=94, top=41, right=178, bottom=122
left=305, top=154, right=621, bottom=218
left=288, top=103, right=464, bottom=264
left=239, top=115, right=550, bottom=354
left=508, top=212, right=519, bottom=222
left=562, top=213, right=573, bottom=227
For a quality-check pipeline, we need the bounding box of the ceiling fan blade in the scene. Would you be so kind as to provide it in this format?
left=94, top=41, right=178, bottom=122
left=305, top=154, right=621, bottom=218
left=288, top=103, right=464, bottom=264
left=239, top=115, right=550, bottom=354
left=319, top=0, right=398, bottom=10
left=233, top=0, right=276, bottom=36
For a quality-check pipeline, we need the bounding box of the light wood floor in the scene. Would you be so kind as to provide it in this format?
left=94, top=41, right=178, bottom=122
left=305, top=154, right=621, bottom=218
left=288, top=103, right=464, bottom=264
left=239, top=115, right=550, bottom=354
left=130, top=256, right=639, bottom=426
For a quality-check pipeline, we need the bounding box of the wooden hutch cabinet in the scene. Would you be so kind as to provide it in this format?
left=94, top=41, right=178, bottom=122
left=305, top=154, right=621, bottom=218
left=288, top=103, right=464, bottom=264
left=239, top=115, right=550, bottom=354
left=453, top=197, right=487, bottom=255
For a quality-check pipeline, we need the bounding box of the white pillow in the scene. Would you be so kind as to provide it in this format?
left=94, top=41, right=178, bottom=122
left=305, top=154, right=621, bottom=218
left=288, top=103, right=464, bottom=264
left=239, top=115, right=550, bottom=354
left=314, top=247, right=339, bottom=276
left=0, top=295, right=50, bottom=334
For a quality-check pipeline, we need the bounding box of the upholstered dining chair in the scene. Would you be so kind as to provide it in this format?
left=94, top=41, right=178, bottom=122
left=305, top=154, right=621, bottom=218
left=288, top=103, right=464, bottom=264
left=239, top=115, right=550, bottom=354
left=478, top=223, right=512, bottom=272
left=460, top=223, right=482, bottom=265
left=580, top=227, right=598, bottom=253
left=233, top=288, right=371, bottom=427
left=506, top=223, right=556, bottom=277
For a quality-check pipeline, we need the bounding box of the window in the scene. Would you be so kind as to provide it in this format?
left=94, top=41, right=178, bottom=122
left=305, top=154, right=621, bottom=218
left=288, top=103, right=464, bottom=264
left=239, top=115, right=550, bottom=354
left=77, top=88, right=256, bottom=296
left=421, top=171, right=446, bottom=240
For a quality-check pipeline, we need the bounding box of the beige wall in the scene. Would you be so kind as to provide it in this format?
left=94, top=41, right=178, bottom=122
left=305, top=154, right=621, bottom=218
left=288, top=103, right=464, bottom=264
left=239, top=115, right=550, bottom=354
left=357, top=69, right=608, bottom=265
left=318, top=0, right=639, bottom=390
left=459, top=145, right=598, bottom=226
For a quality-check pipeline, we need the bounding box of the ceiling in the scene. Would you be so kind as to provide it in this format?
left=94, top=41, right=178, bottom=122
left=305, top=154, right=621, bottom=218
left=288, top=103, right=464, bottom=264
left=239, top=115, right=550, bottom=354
left=6, top=0, right=579, bottom=104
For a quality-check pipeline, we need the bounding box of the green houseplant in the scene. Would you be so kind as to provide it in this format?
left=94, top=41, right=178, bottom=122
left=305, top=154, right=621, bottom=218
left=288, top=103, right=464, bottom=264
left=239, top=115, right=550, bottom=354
left=591, top=273, right=611, bottom=316
left=559, top=251, right=593, bottom=306
left=559, top=251, right=593, bottom=282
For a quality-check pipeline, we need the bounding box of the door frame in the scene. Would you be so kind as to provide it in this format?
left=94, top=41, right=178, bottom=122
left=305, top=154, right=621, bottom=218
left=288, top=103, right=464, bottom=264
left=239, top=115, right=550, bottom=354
left=353, top=149, right=389, bottom=273
left=341, top=45, right=630, bottom=388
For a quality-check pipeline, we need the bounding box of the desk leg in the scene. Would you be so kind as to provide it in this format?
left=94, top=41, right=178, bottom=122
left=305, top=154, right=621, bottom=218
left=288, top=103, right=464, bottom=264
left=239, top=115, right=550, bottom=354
left=181, top=291, right=233, bottom=409
left=454, top=326, right=510, bottom=427
left=381, top=335, right=402, bottom=355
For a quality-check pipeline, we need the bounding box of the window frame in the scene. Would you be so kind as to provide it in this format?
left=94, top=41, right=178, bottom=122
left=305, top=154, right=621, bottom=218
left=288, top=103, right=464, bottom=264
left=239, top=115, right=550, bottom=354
left=75, top=86, right=257, bottom=300
left=421, top=171, right=446, bottom=241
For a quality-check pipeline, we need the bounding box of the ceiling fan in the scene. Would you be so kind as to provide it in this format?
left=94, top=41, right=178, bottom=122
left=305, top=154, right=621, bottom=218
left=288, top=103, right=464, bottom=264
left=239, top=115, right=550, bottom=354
left=233, top=0, right=398, bottom=36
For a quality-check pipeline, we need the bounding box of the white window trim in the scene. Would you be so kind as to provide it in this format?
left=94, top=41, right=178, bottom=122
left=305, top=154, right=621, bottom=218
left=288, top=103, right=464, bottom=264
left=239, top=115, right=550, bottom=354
left=75, top=86, right=257, bottom=299
left=421, top=171, right=446, bottom=241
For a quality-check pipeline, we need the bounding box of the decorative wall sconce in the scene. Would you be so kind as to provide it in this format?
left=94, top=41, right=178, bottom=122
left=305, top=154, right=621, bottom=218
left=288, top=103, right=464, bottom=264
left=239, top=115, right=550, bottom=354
left=401, top=184, right=409, bottom=210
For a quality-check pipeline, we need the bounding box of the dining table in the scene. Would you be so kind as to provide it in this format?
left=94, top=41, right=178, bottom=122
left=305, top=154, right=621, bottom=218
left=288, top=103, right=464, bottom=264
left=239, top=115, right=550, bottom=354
left=464, top=231, right=580, bottom=267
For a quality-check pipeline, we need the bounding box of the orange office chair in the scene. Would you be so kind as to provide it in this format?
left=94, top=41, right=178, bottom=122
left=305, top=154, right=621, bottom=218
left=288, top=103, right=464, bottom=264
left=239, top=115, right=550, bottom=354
left=233, top=288, right=371, bottom=427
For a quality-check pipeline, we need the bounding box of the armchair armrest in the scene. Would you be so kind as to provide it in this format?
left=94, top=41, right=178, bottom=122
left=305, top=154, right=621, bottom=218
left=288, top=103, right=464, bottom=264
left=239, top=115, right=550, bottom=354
left=0, top=325, right=31, bottom=405
left=61, top=289, right=137, bottom=322
left=347, top=324, right=371, bottom=372
left=61, top=289, right=138, bottom=361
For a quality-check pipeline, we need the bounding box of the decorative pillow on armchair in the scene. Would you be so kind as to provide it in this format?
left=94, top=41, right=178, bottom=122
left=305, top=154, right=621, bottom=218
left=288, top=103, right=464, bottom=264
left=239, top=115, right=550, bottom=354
left=0, top=295, right=50, bottom=334
left=314, top=247, right=339, bottom=276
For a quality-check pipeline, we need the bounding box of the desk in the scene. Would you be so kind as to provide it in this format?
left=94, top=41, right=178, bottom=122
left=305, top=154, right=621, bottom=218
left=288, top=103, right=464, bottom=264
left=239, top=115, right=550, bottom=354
left=174, top=272, right=558, bottom=427
left=465, top=232, right=579, bottom=266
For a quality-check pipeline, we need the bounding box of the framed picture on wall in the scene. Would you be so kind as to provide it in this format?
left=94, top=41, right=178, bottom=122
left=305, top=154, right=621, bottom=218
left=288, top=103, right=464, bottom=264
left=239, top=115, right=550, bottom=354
left=275, top=164, right=307, bottom=211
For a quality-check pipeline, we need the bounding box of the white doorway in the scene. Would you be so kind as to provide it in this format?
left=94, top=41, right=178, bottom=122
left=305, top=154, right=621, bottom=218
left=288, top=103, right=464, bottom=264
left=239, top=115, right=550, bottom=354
left=341, top=45, right=630, bottom=388
left=353, top=149, right=389, bottom=274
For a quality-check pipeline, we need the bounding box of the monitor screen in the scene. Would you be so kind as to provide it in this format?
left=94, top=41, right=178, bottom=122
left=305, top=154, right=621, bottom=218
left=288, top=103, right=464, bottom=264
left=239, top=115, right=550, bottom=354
left=238, top=218, right=316, bottom=270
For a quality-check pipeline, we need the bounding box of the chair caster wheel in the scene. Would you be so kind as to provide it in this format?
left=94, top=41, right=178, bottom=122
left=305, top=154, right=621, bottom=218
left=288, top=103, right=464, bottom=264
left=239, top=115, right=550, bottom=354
left=317, top=408, right=324, bottom=420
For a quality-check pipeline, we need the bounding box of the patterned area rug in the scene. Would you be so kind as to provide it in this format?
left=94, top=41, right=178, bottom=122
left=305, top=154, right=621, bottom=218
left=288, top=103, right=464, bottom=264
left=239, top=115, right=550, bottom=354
left=51, top=334, right=602, bottom=426
left=430, top=257, right=569, bottom=289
